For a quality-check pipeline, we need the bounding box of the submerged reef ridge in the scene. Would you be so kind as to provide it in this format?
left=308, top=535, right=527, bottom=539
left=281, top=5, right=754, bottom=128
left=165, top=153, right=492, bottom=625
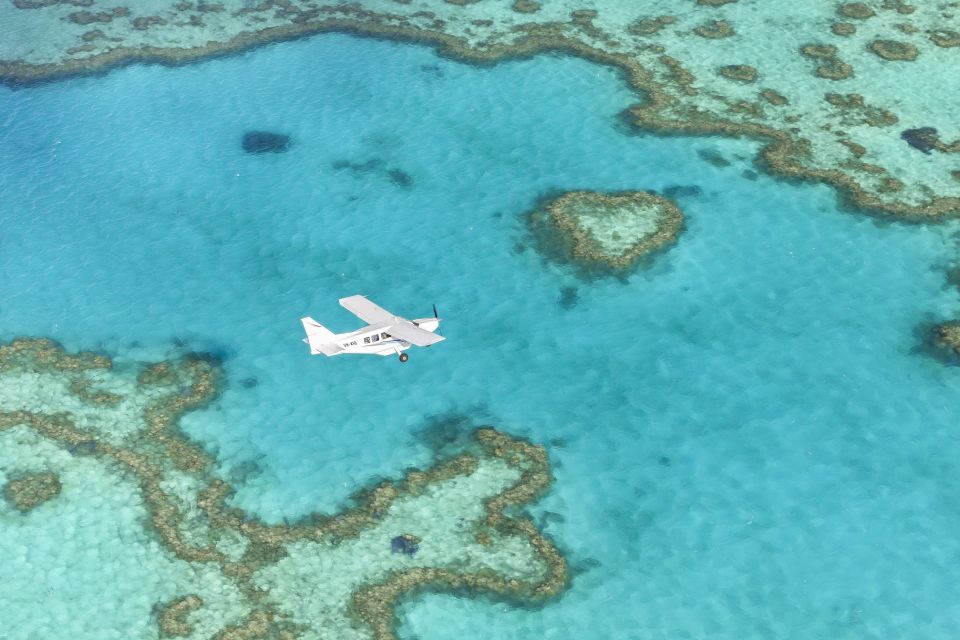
left=0, top=338, right=566, bottom=639
left=1, top=1, right=959, bottom=218
left=242, top=130, right=291, bottom=154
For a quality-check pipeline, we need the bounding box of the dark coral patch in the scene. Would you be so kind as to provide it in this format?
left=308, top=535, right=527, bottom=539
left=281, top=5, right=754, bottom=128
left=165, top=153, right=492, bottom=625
left=511, top=0, right=540, bottom=13
left=387, top=168, right=414, bottom=188
left=718, top=64, right=758, bottom=83
left=929, top=29, right=960, bottom=48
left=837, top=2, right=875, bottom=19
left=242, top=131, right=291, bottom=154
left=662, top=185, right=703, bottom=198
left=628, top=15, right=676, bottom=36
left=868, top=39, right=919, bottom=60
left=558, top=286, right=579, bottom=309
left=760, top=89, right=789, bottom=106
left=800, top=45, right=854, bottom=79
left=816, top=59, right=854, bottom=80
left=391, top=534, right=420, bottom=556
left=801, top=44, right=838, bottom=58
left=67, top=440, right=98, bottom=456
left=901, top=127, right=939, bottom=154
left=881, top=0, right=916, bottom=13
left=697, top=148, right=731, bottom=167
left=332, top=158, right=383, bottom=174
left=832, top=22, right=857, bottom=36
left=694, top=19, right=734, bottom=39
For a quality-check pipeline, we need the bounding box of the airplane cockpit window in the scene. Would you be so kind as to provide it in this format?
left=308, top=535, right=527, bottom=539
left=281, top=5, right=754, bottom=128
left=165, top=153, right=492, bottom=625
left=381, top=332, right=390, bottom=339
left=372, top=334, right=380, bottom=342
left=364, top=337, right=371, bottom=344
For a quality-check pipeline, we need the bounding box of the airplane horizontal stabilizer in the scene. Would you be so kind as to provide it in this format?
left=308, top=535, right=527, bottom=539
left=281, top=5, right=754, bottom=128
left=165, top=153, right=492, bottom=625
left=301, top=317, right=342, bottom=356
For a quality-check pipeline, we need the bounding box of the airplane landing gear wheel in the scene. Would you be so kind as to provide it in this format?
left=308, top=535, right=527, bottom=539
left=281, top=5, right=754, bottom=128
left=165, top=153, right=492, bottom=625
left=399, top=353, right=409, bottom=363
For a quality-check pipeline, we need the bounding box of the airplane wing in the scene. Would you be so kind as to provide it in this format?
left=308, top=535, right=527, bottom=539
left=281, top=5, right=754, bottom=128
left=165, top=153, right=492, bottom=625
left=339, top=295, right=394, bottom=324
left=388, top=322, right=445, bottom=347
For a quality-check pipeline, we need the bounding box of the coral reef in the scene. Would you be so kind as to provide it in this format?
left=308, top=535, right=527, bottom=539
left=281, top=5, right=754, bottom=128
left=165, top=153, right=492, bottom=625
left=800, top=43, right=854, bottom=80
left=900, top=128, right=960, bottom=154
left=837, top=2, right=875, bottom=19
left=824, top=93, right=898, bottom=127
left=901, top=127, right=939, bottom=154
left=868, top=39, right=919, bottom=60
left=718, top=64, right=757, bottom=83
left=157, top=595, right=204, bottom=637
left=831, top=22, right=856, bottom=36
left=0, top=1, right=958, bottom=219
left=0, top=338, right=567, bottom=639
left=3, top=471, right=62, bottom=511
left=929, top=29, right=960, bottom=48
left=933, top=322, right=960, bottom=358
left=511, top=0, right=539, bottom=14
left=528, top=190, right=684, bottom=271
left=693, top=19, right=735, bottom=39
left=627, top=15, right=675, bottom=36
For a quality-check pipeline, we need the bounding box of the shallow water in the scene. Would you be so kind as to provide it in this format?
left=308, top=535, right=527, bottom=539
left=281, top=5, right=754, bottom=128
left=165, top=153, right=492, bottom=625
left=2, top=32, right=960, bottom=639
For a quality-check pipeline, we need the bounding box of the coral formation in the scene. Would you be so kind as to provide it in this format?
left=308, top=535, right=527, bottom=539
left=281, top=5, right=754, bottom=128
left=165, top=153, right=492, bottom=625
left=760, top=89, right=789, bottom=106
left=3, top=471, right=62, bottom=511
left=627, top=15, right=675, bottom=36
left=868, top=39, right=919, bottom=60
left=930, top=29, right=960, bottom=47
left=837, top=2, right=876, bottom=19
left=824, top=93, right=898, bottom=127
left=881, top=0, right=916, bottom=14
left=718, top=64, right=758, bottom=83
left=157, top=595, right=204, bottom=637
left=0, top=338, right=567, bottom=639
left=800, top=43, right=855, bottom=80
left=899, top=128, right=960, bottom=154
left=694, top=19, right=735, bottom=39
left=901, top=127, right=940, bottom=154
left=831, top=22, right=857, bottom=36
left=528, top=190, right=684, bottom=271
left=934, top=322, right=960, bottom=357
left=511, top=0, right=539, bottom=14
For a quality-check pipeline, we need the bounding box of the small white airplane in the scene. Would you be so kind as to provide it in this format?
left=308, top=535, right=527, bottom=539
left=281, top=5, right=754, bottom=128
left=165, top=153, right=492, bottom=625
left=301, top=295, right=444, bottom=362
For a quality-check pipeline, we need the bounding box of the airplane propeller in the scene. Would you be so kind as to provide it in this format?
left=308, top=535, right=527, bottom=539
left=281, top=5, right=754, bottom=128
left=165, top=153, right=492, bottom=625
left=433, top=303, right=443, bottom=336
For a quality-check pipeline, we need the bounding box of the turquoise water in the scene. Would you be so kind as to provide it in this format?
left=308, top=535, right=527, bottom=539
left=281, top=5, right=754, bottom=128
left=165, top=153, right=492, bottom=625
left=3, top=32, right=960, bottom=638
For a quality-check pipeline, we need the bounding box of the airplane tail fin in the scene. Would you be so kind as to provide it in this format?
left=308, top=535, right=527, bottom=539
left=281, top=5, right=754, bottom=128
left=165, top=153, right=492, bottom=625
left=300, top=317, right=342, bottom=356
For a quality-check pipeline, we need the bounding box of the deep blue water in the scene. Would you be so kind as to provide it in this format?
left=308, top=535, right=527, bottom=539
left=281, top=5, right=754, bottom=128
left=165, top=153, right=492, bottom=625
left=3, top=32, right=960, bottom=639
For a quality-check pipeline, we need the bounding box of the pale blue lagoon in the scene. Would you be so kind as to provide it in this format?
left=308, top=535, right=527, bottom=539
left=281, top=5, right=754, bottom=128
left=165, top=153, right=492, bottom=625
left=3, top=32, right=960, bottom=638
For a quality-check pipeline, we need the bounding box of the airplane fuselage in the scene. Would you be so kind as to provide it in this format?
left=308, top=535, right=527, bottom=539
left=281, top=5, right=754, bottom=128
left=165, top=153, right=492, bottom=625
left=309, top=318, right=440, bottom=357
left=301, top=296, right=444, bottom=361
